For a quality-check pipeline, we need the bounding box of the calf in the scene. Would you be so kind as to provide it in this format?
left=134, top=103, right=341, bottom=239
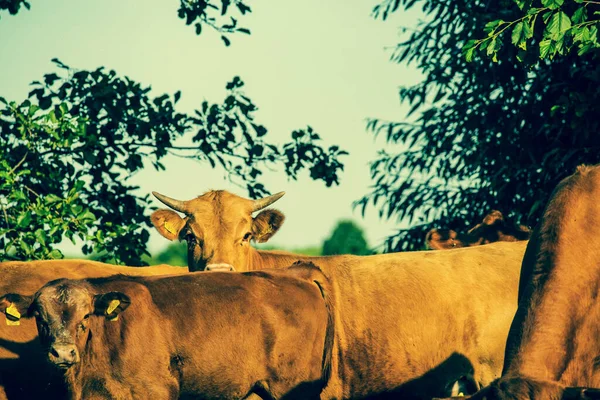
left=0, top=262, right=334, bottom=400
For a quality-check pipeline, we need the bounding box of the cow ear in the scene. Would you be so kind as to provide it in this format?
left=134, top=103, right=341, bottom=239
left=425, top=229, right=460, bottom=250
left=151, top=210, right=187, bottom=241
left=0, top=294, right=34, bottom=325
left=515, top=224, right=532, bottom=240
left=482, top=210, right=504, bottom=225
left=252, top=209, right=285, bottom=243
left=93, top=292, right=131, bottom=320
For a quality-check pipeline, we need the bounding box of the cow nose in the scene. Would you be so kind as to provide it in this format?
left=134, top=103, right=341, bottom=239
left=205, top=263, right=235, bottom=272
left=49, top=344, right=79, bottom=368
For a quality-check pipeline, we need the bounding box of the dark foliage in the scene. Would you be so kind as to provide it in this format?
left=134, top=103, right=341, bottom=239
left=0, top=0, right=29, bottom=18
left=357, top=0, right=600, bottom=252
left=1, top=0, right=251, bottom=44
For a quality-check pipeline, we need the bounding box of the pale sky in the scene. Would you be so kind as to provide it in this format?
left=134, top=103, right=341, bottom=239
left=0, top=0, right=424, bottom=254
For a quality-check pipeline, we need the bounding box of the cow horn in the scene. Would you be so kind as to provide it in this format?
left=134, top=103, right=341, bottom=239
left=252, top=191, right=285, bottom=212
left=152, top=192, right=190, bottom=213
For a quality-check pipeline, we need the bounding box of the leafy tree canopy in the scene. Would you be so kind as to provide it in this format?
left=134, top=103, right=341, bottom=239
left=322, top=220, right=371, bottom=256
left=0, top=60, right=346, bottom=264
left=358, top=0, right=600, bottom=252
left=465, top=0, right=600, bottom=61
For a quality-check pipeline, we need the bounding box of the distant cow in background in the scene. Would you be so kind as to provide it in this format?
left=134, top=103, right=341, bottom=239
left=426, top=210, right=531, bottom=250
left=0, top=262, right=334, bottom=400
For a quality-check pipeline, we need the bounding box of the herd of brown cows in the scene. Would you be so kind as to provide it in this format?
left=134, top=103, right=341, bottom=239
left=3, top=165, right=599, bottom=399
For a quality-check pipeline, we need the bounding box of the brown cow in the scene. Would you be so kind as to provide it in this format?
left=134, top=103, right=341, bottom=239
left=151, top=190, right=527, bottom=399
left=0, top=262, right=334, bottom=400
left=0, top=260, right=186, bottom=400
left=426, top=210, right=532, bottom=250
left=439, top=165, right=600, bottom=400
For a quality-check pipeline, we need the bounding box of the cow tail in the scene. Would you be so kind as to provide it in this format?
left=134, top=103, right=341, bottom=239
left=312, top=277, right=335, bottom=389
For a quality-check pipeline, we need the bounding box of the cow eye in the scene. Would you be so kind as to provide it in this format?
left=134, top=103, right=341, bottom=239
left=242, top=232, right=252, bottom=242
left=83, top=314, right=90, bottom=320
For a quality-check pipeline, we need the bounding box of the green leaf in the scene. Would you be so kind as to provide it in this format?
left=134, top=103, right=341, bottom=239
left=44, top=194, right=62, bottom=205
left=541, top=0, right=564, bottom=10
left=78, top=210, right=96, bottom=223
left=34, top=229, right=47, bottom=246
left=221, top=35, right=231, bottom=46
left=20, top=240, right=32, bottom=255
left=486, top=37, right=501, bottom=56
left=572, top=7, right=587, bottom=24
left=484, top=19, right=504, bottom=35
left=48, top=249, right=63, bottom=259
left=546, top=11, right=571, bottom=41
left=463, top=40, right=478, bottom=62
left=578, top=42, right=594, bottom=55
left=512, top=21, right=525, bottom=45
left=590, top=25, right=598, bottom=44
left=528, top=7, right=543, bottom=15
left=16, top=211, right=32, bottom=228
left=511, top=20, right=532, bottom=50
left=539, top=38, right=555, bottom=58
left=514, top=0, right=527, bottom=10
left=550, top=104, right=563, bottom=116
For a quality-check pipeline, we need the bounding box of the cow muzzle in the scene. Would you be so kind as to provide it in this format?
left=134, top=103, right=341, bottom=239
left=205, top=263, right=235, bottom=272
left=49, top=343, right=80, bottom=369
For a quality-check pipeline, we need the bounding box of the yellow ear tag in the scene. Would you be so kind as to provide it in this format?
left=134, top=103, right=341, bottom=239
left=106, top=299, right=120, bottom=321
left=5, top=303, right=21, bottom=326
left=164, top=221, right=175, bottom=235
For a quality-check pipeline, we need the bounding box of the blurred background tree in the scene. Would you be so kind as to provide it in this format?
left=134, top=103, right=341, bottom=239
left=322, top=220, right=371, bottom=256
left=356, top=0, right=600, bottom=251
left=144, top=242, right=188, bottom=267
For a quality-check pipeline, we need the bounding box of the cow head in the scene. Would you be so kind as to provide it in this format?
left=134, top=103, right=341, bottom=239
left=0, top=280, right=130, bottom=370
left=425, top=228, right=461, bottom=250
left=466, top=210, right=531, bottom=244
left=151, top=190, right=285, bottom=272
left=426, top=211, right=532, bottom=250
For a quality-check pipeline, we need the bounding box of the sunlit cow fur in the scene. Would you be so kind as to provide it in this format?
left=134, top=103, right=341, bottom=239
left=0, top=263, right=334, bottom=400
left=151, top=189, right=528, bottom=399
left=438, top=165, right=600, bottom=400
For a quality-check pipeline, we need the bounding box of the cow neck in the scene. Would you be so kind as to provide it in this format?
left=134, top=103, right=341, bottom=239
left=62, top=318, right=117, bottom=400
left=507, top=169, right=600, bottom=381
left=252, top=248, right=317, bottom=271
